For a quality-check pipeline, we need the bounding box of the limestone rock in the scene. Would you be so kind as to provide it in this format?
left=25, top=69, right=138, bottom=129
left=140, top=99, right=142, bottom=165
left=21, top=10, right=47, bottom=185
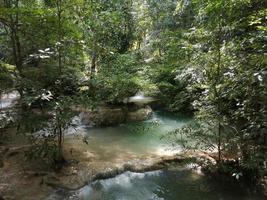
left=80, top=106, right=153, bottom=127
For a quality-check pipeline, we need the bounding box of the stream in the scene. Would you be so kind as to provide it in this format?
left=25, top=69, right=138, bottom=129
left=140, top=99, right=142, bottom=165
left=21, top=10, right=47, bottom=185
left=47, top=111, right=263, bottom=200
left=49, top=166, right=262, bottom=200
left=70, top=111, right=190, bottom=158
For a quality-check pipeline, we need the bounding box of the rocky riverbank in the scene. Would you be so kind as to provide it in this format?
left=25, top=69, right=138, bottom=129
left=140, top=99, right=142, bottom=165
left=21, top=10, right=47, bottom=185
left=74, top=105, right=153, bottom=127
left=0, top=130, right=212, bottom=200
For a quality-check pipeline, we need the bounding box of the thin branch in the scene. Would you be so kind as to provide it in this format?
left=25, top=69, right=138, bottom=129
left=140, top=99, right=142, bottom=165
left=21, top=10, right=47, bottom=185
left=0, top=17, right=10, bottom=27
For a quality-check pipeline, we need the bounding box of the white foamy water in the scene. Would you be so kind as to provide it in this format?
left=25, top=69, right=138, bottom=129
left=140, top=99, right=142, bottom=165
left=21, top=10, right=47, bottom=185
left=123, top=92, right=155, bottom=105
left=48, top=165, right=263, bottom=200
left=46, top=111, right=263, bottom=200
left=66, top=116, right=87, bottom=136
left=0, top=91, right=20, bottom=109
left=98, top=170, right=162, bottom=190
left=74, top=170, right=163, bottom=200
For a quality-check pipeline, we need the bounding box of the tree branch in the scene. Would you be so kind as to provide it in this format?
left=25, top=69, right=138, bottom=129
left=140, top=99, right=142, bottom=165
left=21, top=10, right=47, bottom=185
left=0, top=17, right=10, bottom=27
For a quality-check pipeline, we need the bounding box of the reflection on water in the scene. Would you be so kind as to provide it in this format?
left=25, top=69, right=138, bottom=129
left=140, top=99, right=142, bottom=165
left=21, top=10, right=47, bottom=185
left=49, top=166, right=263, bottom=200
left=72, top=111, right=190, bottom=159
left=48, top=112, right=263, bottom=200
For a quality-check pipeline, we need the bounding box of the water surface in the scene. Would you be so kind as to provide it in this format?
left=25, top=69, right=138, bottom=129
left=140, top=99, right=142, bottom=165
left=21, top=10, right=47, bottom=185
left=48, top=112, right=263, bottom=200
left=72, top=111, right=190, bottom=159
left=49, top=166, right=262, bottom=200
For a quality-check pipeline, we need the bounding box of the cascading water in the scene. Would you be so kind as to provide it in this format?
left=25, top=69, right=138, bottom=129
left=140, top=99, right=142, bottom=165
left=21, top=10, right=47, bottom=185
left=0, top=91, right=20, bottom=109
left=48, top=166, right=263, bottom=200
left=0, top=91, right=20, bottom=127
left=46, top=111, right=264, bottom=200
left=123, top=92, right=155, bottom=105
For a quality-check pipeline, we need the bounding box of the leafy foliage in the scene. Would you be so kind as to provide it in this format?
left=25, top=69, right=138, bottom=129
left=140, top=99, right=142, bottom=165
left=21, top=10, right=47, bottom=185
left=164, top=0, right=266, bottom=178
left=0, top=0, right=266, bottom=178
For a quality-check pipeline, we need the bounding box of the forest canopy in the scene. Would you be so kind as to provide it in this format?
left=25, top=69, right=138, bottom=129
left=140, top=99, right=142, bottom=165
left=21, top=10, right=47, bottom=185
left=0, top=0, right=266, bottom=189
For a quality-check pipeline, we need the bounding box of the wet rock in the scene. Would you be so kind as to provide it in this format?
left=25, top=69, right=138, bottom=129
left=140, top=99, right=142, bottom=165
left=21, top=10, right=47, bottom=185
left=84, top=156, right=186, bottom=186
left=80, top=106, right=153, bottom=127
left=126, top=106, right=153, bottom=122
left=5, top=151, right=19, bottom=158
left=25, top=171, right=49, bottom=177
left=0, top=147, right=9, bottom=168
left=80, top=107, right=125, bottom=127
left=261, top=176, right=267, bottom=196
left=44, top=175, right=61, bottom=188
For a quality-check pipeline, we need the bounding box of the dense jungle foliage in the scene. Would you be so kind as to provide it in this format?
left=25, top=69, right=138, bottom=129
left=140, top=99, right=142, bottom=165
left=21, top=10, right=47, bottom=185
left=0, top=0, right=266, bottom=181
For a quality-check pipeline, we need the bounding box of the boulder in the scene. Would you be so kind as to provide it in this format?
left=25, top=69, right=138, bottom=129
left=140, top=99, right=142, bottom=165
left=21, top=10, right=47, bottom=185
left=126, top=106, right=153, bottom=122
left=80, top=106, right=153, bottom=127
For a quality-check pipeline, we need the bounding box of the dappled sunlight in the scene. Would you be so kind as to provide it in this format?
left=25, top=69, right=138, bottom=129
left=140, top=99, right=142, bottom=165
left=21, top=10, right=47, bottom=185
left=0, top=0, right=265, bottom=199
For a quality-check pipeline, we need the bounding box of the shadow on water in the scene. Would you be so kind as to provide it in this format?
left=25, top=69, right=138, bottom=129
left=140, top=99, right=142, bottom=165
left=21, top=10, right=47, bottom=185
left=78, top=110, right=191, bottom=158
left=47, top=111, right=264, bottom=200
left=49, top=165, right=264, bottom=200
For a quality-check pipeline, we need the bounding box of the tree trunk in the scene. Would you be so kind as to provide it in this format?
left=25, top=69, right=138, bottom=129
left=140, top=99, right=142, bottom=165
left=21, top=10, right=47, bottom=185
left=218, top=122, right=222, bottom=163
left=90, top=52, right=97, bottom=79
left=57, top=0, right=63, bottom=75
left=7, top=0, right=23, bottom=74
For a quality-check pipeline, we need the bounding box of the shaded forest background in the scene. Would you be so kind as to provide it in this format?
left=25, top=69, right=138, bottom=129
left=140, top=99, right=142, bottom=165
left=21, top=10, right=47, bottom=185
left=0, top=0, right=266, bottom=181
